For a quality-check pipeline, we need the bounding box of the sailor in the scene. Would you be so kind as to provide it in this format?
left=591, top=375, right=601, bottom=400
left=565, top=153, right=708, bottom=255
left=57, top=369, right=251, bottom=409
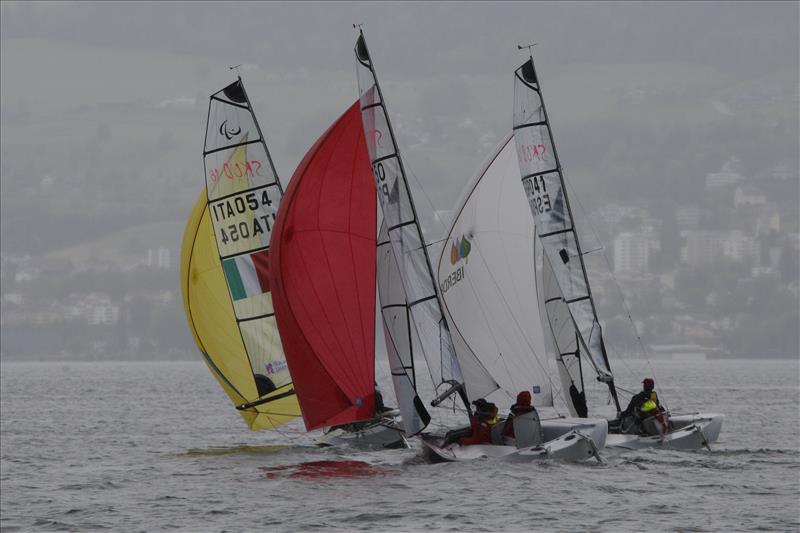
left=502, top=390, right=536, bottom=439
left=621, top=378, right=659, bottom=418
left=458, top=398, right=499, bottom=446
left=374, top=384, right=387, bottom=414
left=639, top=398, right=668, bottom=436
left=620, top=378, right=667, bottom=434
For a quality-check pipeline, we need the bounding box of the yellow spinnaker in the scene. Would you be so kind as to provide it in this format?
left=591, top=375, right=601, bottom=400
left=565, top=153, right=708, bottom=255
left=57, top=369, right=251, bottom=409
left=180, top=189, right=301, bottom=430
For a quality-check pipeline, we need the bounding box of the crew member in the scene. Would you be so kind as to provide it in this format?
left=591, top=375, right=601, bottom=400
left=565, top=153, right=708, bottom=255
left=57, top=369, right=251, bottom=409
left=503, top=390, right=536, bottom=439
left=459, top=398, right=499, bottom=446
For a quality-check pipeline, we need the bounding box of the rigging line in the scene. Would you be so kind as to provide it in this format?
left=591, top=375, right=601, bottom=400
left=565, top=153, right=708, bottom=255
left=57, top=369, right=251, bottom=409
left=561, top=171, right=664, bottom=406
left=403, top=159, right=450, bottom=242
left=562, top=171, right=652, bottom=364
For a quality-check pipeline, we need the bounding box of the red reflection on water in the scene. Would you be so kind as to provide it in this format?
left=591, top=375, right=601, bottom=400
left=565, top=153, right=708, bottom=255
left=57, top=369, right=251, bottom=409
left=261, top=460, right=395, bottom=479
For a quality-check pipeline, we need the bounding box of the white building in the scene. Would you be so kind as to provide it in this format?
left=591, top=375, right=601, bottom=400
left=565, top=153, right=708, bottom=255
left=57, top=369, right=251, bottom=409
left=614, top=232, right=650, bottom=274
left=682, top=230, right=723, bottom=267
left=676, top=205, right=702, bottom=227
left=705, top=157, right=745, bottom=190
left=734, top=186, right=767, bottom=207
left=721, top=230, right=760, bottom=265
left=88, top=304, right=120, bottom=326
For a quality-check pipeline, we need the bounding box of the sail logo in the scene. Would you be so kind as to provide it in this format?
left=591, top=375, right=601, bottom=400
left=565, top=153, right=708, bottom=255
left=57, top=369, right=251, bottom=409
left=449, top=235, right=472, bottom=265
left=209, top=160, right=263, bottom=182
left=219, top=120, right=242, bottom=140
left=441, top=235, right=471, bottom=295
left=517, top=143, right=547, bottom=163
left=370, top=128, right=383, bottom=148
left=264, top=360, right=288, bottom=376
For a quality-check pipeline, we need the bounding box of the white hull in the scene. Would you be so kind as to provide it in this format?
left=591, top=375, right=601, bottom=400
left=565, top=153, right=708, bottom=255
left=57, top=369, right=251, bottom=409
left=421, top=417, right=607, bottom=463
left=607, top=412, right=724, bottom=451
left=315, top=411, right=408, bottom=449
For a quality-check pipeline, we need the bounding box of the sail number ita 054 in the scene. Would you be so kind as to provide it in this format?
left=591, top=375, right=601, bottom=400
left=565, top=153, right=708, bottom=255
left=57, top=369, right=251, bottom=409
left=210, top=188, right=278, bottom=245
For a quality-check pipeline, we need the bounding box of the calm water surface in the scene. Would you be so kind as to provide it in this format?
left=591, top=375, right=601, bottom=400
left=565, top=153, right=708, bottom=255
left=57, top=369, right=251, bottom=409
left=1, top=359, right=798, bottom=532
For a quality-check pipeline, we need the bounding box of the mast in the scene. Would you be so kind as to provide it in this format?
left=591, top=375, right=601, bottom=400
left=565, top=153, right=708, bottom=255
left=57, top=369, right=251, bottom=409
left=513, top=48, right=621, bottom=413
left=354, top=29, right=472, bottom=412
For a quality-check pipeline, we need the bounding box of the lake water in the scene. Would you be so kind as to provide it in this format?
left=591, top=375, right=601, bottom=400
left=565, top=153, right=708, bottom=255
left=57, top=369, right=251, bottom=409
left=1, top=358, right=798, bottom=532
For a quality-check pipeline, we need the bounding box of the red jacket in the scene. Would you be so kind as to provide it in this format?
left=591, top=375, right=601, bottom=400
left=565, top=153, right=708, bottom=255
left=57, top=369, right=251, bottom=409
left=460, top=415, right=497, bottom=446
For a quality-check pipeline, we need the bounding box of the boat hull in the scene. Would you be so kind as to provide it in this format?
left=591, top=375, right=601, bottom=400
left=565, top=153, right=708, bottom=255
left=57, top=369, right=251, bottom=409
left=315, top=412, right=408, bottom=449
left=421, top=417, right=607, bottom=463
left=607, top=412, right=723, bottom=450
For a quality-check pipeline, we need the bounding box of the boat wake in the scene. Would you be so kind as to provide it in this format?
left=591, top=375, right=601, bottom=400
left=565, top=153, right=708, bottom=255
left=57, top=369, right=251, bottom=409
left=179, top=444, right=309, bottom=457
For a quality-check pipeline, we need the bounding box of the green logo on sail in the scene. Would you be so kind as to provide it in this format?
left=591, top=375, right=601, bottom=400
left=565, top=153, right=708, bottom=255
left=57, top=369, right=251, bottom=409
left=450, top=235, right=471, bottom=265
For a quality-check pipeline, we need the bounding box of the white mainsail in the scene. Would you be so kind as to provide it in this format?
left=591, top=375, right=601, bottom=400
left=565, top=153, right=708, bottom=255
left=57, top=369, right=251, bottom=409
left=377, top=222, right=431, bottom=435
left=540, top=245, right=588, bottom=417
left=437, top=134, right=554, bottom=408
left=355, top=31, right=493, bottom=406
left=203, top=78, right=290, bottom=396
left=512, top=56, right=621, bottom=413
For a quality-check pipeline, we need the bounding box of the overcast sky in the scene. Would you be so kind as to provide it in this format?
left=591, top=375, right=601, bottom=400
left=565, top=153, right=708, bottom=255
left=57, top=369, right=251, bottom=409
left=2, top=1, right=797, bottom=236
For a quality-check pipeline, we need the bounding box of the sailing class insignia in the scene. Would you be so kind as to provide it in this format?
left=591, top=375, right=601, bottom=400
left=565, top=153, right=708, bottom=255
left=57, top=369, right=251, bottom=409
left=219, top=120, right=241, bottom=140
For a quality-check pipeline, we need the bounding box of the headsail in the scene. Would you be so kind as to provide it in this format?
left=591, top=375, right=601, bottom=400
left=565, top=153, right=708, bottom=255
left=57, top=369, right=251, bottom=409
left=512, top=56, right=620, bottom=412
left=182, top=78, right=300, bottom=429
left=269, top=102, right=378, bottom=431
left=355, top=31, right=490, bottom=406
left=438, top=134, right=554, bottom=408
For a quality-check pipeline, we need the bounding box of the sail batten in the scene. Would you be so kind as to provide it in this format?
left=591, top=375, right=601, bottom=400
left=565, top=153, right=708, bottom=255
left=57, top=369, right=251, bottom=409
left=512, top=56, right=620, bottom=413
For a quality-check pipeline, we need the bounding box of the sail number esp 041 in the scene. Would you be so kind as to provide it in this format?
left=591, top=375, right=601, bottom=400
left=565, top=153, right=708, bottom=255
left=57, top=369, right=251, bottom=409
left=522, top=174, right=551, bottom=216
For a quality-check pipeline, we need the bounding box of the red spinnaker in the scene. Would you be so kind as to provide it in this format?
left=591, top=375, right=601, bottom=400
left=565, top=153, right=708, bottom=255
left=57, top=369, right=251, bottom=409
left=270, top=101, right=377, bottom=431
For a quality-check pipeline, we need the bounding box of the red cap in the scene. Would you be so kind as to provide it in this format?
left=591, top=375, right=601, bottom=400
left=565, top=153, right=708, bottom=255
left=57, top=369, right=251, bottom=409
left=516, top=390, right=532, bottom=407
left=643, top=378, right=654, bottom=388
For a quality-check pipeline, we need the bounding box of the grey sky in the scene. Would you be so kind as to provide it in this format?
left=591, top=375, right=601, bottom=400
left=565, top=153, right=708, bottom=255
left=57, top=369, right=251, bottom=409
left=2, top=1, right=796, bottom=227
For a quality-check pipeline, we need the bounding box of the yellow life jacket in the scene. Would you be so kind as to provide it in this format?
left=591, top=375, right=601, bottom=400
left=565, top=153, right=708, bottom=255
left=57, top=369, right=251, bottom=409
left=641, top=400, right=658, bottom=413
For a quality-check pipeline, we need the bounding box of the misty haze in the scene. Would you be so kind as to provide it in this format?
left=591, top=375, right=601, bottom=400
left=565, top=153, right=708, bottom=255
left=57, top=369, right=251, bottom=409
left=1, top=3, right=799, bottom=532
left=1, top=2, right=797, bottom=363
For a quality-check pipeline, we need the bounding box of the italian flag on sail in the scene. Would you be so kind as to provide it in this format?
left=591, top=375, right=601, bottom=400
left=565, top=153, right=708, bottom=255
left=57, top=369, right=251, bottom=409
left=222, top=250, right=271, bottom=301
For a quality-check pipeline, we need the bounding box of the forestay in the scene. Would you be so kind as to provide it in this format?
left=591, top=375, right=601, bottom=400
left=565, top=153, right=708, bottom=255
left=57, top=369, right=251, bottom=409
left=355, top=31, right=491, bottom=403
left=186, top=78, right=299, bottom=428
left=438, top=134, right=554, bottom=408
left=512, top=57, right=620, bottom=411
left=269, top=102, right=378, bottom=431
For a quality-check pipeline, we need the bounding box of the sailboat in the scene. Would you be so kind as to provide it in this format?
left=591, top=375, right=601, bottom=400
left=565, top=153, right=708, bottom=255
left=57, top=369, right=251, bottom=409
left=181, top=78, right=405, bottom=446
left=180, top=78, right=300, bottom=430
left=512, top=50, right=723, bottom=450
left=268, top=100, right=407, bottom=449
left=430, top=133, right=608, bottom=462
left=355, top=29, right=466, bottom=434
left=355, top=30, right=604, bottom=463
